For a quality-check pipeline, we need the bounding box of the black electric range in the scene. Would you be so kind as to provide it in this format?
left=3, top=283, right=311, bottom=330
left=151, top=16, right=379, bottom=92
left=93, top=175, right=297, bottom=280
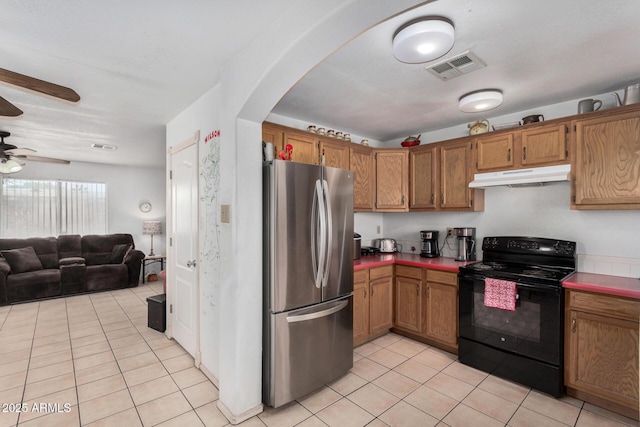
left=458, top=236, right=576, bottom=397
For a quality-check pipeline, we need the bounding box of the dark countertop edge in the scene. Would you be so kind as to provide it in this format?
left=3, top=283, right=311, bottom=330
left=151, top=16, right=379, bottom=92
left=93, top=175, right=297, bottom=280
left=562, top=272, right=640, bottom=300
left=354, top=253, right=474, bottom=273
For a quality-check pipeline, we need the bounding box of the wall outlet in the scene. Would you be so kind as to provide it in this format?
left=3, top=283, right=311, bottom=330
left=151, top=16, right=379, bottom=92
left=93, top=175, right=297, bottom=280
left=447, top=227, right=454, bottom=237
left=376, top=225, right=381, bottom=234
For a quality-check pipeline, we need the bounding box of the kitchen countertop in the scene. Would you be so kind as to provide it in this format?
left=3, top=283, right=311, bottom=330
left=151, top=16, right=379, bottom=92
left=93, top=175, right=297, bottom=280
left=354, top=253, right=474, bottom=272
left=562, top=272, right=640, bottom=300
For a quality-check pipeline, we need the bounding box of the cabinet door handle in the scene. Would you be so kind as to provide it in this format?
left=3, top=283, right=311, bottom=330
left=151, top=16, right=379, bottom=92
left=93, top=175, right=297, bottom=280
left=523, top=146, right=527, bottom=161
left=430, top=193, right=434, bottom=204
left=571, top=318, right=576, bottom=333
left=426, top=285, right=430, bottom=298
left=416, top=284, right=420, bottom=295
left=401, top=195, right=405, bottom=205
left=371, top=286, right=374, bottom=296
left=507, top=148, right=511, bottom=161
left=364, top=288, right=367, bottom=298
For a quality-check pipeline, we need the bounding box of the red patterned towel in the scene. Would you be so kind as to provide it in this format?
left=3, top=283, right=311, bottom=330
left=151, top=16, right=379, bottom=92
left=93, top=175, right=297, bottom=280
left=484, top=278, right=517, bottom=311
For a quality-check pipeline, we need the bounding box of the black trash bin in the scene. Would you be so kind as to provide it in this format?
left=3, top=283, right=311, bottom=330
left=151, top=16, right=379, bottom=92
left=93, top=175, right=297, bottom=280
left=147, top=294, right=166, bottom=332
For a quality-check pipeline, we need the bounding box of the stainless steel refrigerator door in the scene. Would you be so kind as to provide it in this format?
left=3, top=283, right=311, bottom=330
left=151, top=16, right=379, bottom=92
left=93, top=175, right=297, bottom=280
left=265, top=160, right=323, bottom=313
left=264, top=296, right=353, bottom=408
left=321, top=166, right=354, bottom=302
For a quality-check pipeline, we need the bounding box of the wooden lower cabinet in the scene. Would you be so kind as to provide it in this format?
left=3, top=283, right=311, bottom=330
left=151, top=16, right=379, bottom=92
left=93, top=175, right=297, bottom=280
left=423, top=270, right=458, bottom=351
left=394, top=266, right=423, bottom=333
left=565, top=289, right=640, bottom=420
left=353, top=269, right=370, bottom=346
left=392, top=266, right=459, bottom=353
left=353, top=266, right=393, bottom=347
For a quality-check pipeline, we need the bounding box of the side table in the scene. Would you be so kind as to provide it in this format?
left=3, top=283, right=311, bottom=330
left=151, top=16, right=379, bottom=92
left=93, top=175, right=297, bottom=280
left=141, top=255, right=166, bottom=283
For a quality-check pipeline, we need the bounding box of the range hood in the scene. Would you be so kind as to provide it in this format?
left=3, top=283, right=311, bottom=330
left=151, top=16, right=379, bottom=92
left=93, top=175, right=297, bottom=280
left=469, top=164, right=571, bottom=188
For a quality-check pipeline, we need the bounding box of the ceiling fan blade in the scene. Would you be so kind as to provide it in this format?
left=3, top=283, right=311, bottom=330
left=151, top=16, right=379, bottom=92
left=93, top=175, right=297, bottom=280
left=13, top=154, right=70, bottom=164
left=0, top=68, right=80, bottom=103
left=5, top=148, right=36, bottom=156
left=8, top=157, right=25, bottom=166
left=0, top=95, right=23, bottom=116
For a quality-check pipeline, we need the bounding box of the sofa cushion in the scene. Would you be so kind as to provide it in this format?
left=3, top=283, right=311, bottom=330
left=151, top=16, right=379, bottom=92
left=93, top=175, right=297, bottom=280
left=6, top=269, right=61, bottom=302
left=109, top=244, right=132, bottom=264
left=85, top=264, right=128, bottom=291
left=82, top=234, right=135, bottom=266
left=57, top=234, right=82, bottom=259
left=1, top=247, right=43, bottom=273
left=0, top=237, right=59, bottom=269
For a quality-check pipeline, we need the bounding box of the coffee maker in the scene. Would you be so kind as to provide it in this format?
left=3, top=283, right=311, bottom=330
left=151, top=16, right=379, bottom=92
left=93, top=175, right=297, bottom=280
left=454, top=227, right=476, bottom=261
left=420, top=230, right=440, bottom=258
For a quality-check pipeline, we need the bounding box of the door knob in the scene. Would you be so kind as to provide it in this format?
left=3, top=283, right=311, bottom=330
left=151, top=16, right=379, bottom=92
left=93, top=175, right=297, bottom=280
left=187, top=260, right=197, bottom=268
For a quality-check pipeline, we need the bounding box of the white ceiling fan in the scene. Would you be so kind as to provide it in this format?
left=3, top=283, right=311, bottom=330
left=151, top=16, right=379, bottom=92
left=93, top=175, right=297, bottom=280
left=0, top=131, right=70, bottom=174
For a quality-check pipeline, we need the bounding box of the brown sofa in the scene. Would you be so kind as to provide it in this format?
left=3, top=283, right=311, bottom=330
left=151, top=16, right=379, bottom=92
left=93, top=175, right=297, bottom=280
left=0, top=233, right=145, bottom=305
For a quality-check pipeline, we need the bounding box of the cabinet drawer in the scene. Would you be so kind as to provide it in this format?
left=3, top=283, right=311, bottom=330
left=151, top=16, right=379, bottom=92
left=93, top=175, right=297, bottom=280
left=426, top=269, right=457, bottom=286
left=568, top=290, right=640, bottom=321
left=370, top=265, right=393, bottom=280
left=354, top=269, right=369, bottom=283
left=396, top=265, right=422, bottom=280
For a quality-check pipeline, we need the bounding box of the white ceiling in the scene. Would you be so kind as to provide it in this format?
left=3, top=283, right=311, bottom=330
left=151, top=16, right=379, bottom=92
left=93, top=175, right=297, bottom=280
left=1, top=1, right=639, bottom=169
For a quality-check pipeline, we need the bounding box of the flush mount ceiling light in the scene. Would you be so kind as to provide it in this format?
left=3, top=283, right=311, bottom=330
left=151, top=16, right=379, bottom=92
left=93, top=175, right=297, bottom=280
left=392, top=17, right=455, bottom=64
left=459, top=90, right=503, bottom=113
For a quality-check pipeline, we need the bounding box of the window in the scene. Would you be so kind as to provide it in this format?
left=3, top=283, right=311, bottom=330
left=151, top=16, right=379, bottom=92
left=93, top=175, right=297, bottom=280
left=0, top=178, right=107, bottom=238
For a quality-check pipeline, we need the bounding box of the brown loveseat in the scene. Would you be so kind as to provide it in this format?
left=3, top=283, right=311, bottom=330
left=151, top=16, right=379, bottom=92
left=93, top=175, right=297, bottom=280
left=0, top=233, right=145, bottom=305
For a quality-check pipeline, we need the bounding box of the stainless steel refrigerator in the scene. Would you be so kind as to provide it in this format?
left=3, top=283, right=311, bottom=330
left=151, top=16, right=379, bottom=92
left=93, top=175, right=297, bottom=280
left=263, top=159, right=354, bottom=408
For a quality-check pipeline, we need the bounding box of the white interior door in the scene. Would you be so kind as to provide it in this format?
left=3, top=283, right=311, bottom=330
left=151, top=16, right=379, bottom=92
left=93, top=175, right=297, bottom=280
left=170, top=142, right=198, bottom=356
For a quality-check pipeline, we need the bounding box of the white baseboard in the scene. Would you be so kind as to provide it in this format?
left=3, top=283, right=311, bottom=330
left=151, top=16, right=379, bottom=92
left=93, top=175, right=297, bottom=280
left=199, top=363, right=219, bottom=388
left=217, top=400, right=263, bottom=425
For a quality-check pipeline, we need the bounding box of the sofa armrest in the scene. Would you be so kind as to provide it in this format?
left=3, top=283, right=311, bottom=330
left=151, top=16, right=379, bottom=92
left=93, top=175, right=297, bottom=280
left=124, top=249, right=145, bottom=286
left=0, top=258, right=9, bottom=304
left=59, top=257, right=86, bottom=267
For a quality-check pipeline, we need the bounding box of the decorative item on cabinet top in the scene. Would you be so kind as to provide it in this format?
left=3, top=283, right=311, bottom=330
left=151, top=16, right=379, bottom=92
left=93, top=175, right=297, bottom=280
left=306, top=125, right=351, bottom=140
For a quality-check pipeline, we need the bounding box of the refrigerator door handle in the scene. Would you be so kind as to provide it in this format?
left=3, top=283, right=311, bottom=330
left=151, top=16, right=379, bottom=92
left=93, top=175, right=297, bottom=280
left=312, top=179, right=327, bottom=289
left=286, top=299, right=348, bottom=323
left=321, top=179, right=332, bottom=288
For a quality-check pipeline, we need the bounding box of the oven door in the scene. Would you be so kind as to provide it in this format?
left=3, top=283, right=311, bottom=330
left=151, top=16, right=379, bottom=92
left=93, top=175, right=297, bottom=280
left=458, top=273, right=563, bottom=365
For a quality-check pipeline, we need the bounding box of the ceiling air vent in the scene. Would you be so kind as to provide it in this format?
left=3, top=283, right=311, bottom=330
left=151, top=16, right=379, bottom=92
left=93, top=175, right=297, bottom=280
left=91, top=143, right=117, bottom=151
left=425, top=50, right=487, bottom=81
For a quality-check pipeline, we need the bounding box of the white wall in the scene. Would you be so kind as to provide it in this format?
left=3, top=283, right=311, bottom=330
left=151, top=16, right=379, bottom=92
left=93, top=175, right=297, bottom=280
left=361, top=92, right=640, bottom=278
left=166, top=83, right=223, bottom=386
left=5, top=161, right=166, bottom=265
left=166, top=0, right=426, bottom=421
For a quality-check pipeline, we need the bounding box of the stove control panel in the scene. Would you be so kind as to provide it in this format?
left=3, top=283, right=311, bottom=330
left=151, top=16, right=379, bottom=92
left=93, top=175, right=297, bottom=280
left=483, top=236, right=576, bottom=257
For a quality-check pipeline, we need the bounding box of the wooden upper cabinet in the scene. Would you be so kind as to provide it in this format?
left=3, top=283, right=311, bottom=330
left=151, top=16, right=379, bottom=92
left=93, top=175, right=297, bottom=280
left=375, top=149, right=409, bottom=212
left=284, top=132, right=318, bottom=165
left=440, top=140, right=478, bottom=210
left=350, top=145, right=375, bottom=212
left=475, top=133, right=515, bottom=171
left=320, top=139, right=349, bottom=169
left=409, top=144, right=437, bottom=210
left=572, top=109, right=640, bottom=209
left=262, top=123, right=284, bottom=157
left=521, top=123, right=568, bottom=166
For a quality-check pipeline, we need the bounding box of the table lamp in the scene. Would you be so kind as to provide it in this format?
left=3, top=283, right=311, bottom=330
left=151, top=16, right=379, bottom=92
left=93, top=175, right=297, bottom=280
left=143, top=220, right=162, bottom=256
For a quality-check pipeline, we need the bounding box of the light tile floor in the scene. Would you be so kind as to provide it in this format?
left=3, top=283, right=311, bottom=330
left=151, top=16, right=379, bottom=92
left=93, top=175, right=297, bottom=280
left=0, top=283, right=637, bottom=427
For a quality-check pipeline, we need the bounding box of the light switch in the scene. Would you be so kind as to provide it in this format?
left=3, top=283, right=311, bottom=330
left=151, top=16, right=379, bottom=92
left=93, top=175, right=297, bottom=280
left=221, top=204, right=230, bottom=223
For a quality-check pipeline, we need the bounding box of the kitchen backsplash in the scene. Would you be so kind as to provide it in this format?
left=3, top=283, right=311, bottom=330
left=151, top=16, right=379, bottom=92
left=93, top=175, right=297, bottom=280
left=355, top=183, right=640, bottom=279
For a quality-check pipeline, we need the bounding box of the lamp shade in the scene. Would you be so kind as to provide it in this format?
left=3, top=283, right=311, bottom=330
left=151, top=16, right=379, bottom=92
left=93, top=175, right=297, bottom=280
left=392, top=18, right=455, bottom=64
left=143, top=220, right=162, bottom=235
left=0, top=158, right=22, bottom=174
left=459, top=90, right=503, bottom=113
